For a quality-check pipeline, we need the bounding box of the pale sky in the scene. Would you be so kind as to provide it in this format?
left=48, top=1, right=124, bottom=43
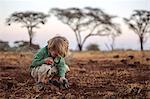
left=0, top=0, right=150, bottom=50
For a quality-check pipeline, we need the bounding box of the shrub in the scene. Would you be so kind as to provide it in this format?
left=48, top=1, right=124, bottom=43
left=86, top=43, right=100, bottom=51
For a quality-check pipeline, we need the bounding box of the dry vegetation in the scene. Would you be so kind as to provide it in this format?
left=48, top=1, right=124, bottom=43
left=0, top=51, right=150, bottom=98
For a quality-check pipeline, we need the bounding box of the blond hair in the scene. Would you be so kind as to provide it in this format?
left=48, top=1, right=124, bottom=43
left=48, top=36, right=69, bottom=57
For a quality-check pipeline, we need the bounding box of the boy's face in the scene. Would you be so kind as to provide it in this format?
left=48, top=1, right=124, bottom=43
left=50, top=51, right=60, bottom=58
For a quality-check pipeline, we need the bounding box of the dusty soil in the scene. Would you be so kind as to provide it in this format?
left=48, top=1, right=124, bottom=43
left=0, top=51, right=150, bottom=99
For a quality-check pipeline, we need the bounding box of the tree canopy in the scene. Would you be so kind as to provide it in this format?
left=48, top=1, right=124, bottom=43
left=6, top=11, right=49, bottom=46
left=50, top=7, right=121, bottom=51
left=124, top=10, right=150, bottom=51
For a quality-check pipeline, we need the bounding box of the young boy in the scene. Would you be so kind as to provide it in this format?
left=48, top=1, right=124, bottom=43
left=30, top=36, right=70, bottom=90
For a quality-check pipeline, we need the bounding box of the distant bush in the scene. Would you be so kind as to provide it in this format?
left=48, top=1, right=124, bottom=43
left=13, top=41, right=40, bottom=52
left=126, top=49, right=134, bottom=51
left=86, top=43, right=100, bottom=51
left=0, top=40, right=40, bottom=52
left=0, top=40, right=10, bottom=51
left=14, top=40, right=39, bottom=49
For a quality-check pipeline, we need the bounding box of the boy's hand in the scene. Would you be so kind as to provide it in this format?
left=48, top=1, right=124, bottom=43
left=59, top=77, right=69, bottom=89
left=45, top=60, right=53, bottom=65
left=44, top=58, right=54, bottom=65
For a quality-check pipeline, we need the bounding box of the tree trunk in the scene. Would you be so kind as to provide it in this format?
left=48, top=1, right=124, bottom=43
left=28, top=27, right=33, bottom=47
left=111, top=37, right=115, bottom=51
left=140, top=36, right=144, bottom=51
left=111, top=45, right=114, bottom=51
left=78, top=44, right=82, bottom=51
left=29, top=36, right=32, bottom=46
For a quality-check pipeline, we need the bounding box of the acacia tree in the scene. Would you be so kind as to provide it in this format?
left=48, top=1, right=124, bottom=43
left=124, top=10, right=150, bottom=51
left=50, top=8, right=85, bottom=51
left=83, top=7, right=121, bottom=51
left=50, top=7, right=121, bottom=51
left=109, top=33, right=120, bottom=51
left=6, top=11, right=49, bottom=46
left=104, top=24, right=121, bottom=51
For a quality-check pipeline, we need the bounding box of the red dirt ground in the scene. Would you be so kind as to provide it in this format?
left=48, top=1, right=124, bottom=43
left=0, top=51, right=150, bottom=99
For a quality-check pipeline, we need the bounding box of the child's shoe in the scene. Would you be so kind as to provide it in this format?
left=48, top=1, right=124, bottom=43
left=48, top=79, right=69, bottom=89
left=48, top=79, right=60, bottom=88
left=35, top=82, right=45, bottom=91
left=59, top=79, right=69, bottom=89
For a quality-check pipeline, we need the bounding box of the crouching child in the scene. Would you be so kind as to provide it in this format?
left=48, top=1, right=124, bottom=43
left=30, top=36, right=70, bottom=91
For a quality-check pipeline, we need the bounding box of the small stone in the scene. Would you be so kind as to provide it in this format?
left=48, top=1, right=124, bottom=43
left=113, top=55, right=119, bottom=58
left=146, top=58, right=150, bottom=61
left=128, top=55, right=134, bottom=59
left=120, top=59, right=127, bottom=64
left=65, top=93, right=76, bottom=99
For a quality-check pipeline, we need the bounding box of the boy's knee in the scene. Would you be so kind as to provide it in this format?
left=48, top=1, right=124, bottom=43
left=31, top=64, right=52, bottom=81
left=31, top=67, right=38, bottom=78
left=40, top=64, right=52, bottom=77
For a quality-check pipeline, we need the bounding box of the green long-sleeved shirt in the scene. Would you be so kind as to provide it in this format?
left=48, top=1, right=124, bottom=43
left=30, top=46, right=67, bottom=77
